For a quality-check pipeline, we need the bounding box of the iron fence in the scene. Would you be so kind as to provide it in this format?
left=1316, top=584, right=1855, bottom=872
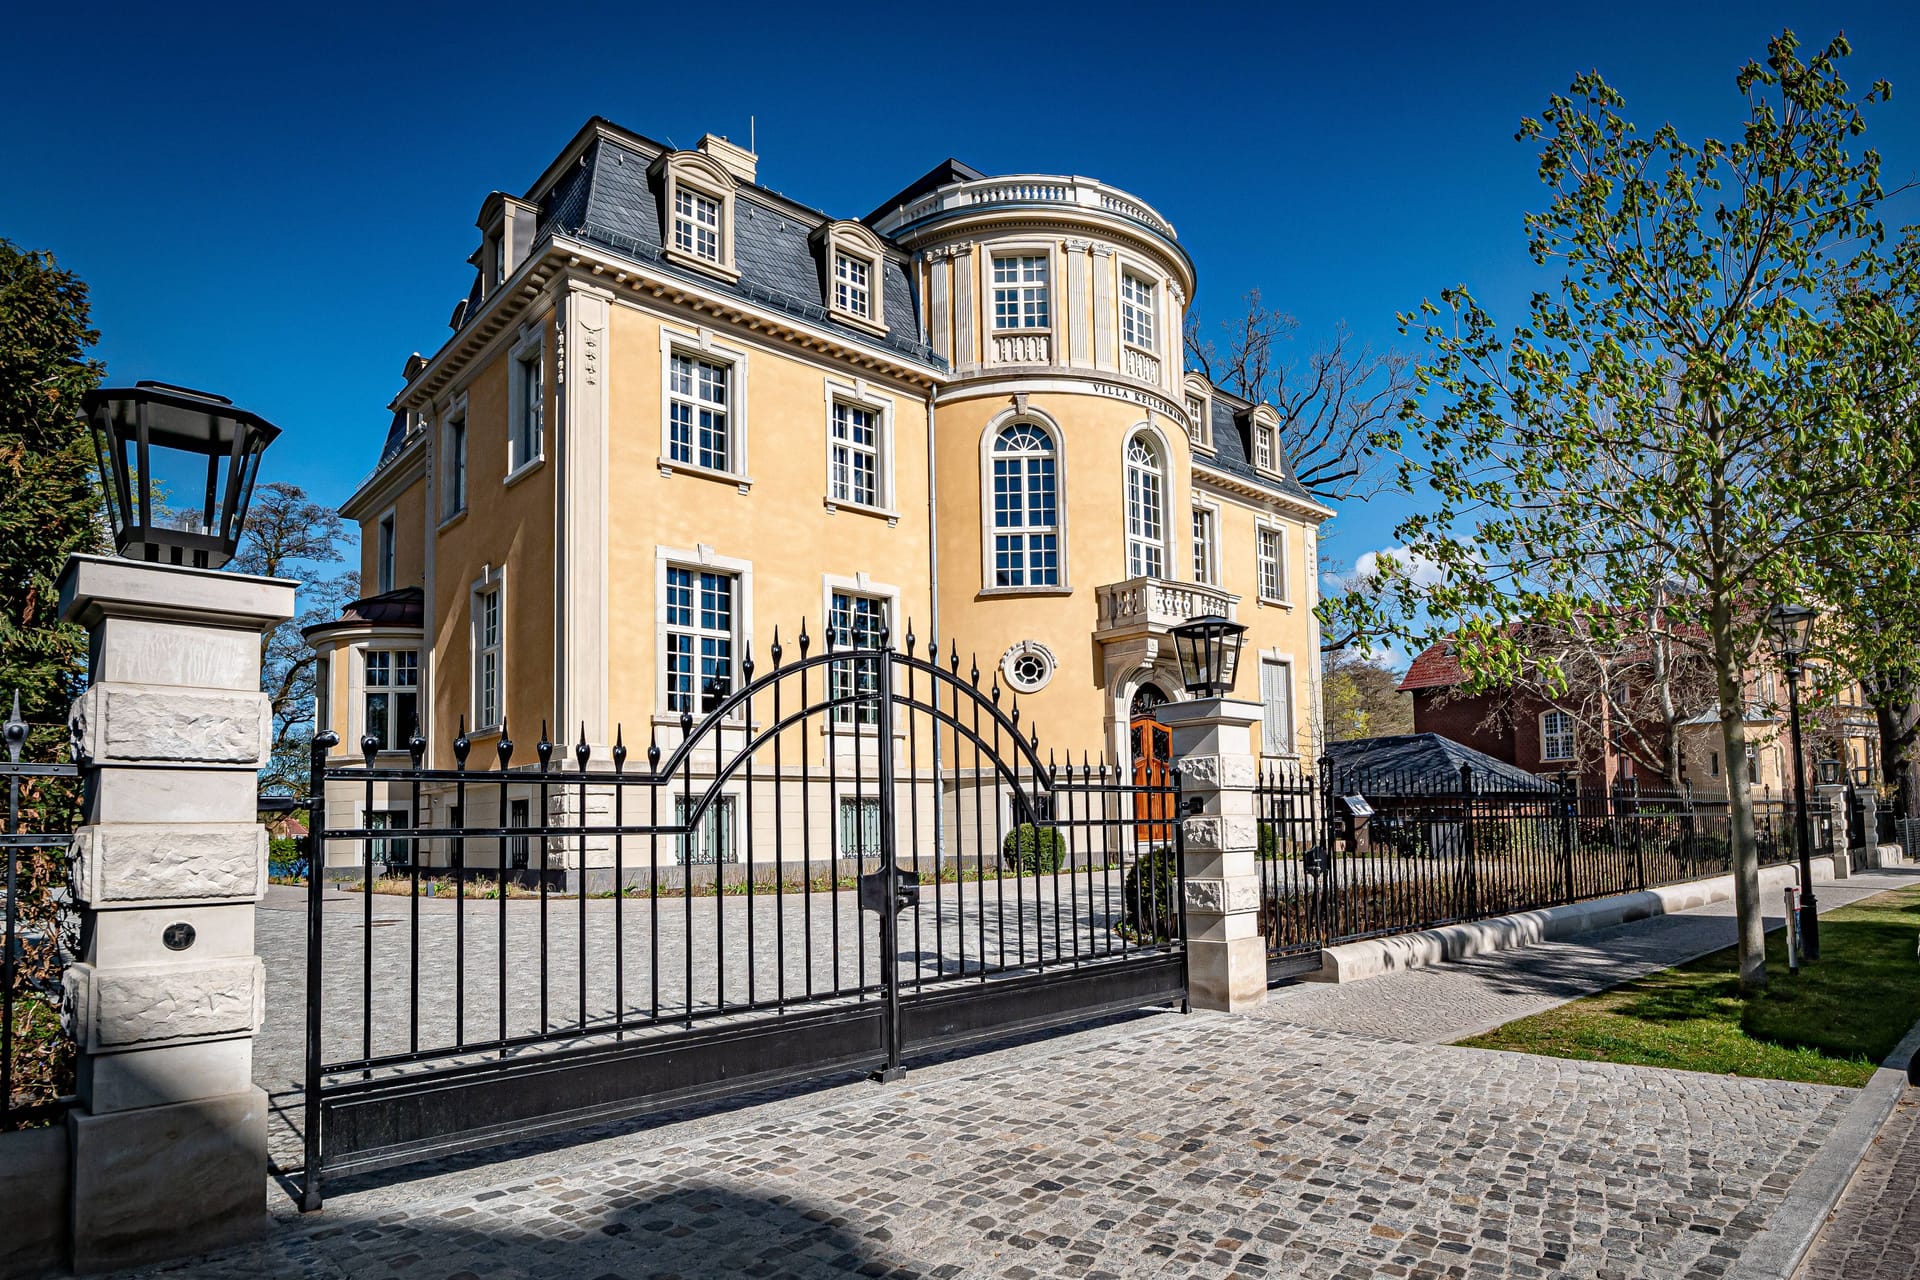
left=301, top=631, right=1185, bottom=1203
left=1257, top=761, right=1803, bottom=963
left=2, top=692, right=79, bottom=1131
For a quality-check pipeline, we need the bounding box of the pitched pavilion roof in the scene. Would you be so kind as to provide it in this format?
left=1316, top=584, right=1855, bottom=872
left=1324, top=733, right=1556, bottom=793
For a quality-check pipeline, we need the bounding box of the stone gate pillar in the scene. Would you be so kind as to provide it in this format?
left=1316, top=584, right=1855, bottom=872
left=1160, top=697, right=1265, bottom=1012
left=57, top=555, right=295, bottom=1274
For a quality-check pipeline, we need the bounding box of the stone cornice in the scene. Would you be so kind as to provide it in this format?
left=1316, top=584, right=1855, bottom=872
left=340, top=433, right=426, bottom=522
left=1192, top=462, right=1334, bottom=523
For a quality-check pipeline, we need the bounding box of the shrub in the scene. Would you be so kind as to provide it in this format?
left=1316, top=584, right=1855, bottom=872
left=1001, top=823, right=1066, bottom=875
left=1121, top=845, right=1181, bottom=942
left=268, top=834, right=308, bottom=882
left=1258, top=823, right=1283, bottom=860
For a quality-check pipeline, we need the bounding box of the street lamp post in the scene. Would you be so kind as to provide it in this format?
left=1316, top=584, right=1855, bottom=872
left=1768, top=602, right=1819, bottom=962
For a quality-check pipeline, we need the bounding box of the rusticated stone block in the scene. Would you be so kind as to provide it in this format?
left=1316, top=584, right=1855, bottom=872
left=64, top=958, right=264, bottom=1051
left=1174, top=752, right=1257, bottom=791
left=1184, top=876, right=1262, bottom=915
left=70, top=684, right=269, bottom=766
left=69, top=824, right=267, bottom=906
left=1180, top=814, right=1257, bottom=853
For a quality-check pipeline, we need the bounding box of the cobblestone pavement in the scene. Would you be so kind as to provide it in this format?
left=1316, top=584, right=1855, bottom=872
left=161, top=1011, right=1851, bottom=1280
left=1797, top=1089, right=1920, bottom=1279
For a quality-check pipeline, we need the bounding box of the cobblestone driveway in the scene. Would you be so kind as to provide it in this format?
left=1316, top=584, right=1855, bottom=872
left=207, top=871, right=1913, bottom=1277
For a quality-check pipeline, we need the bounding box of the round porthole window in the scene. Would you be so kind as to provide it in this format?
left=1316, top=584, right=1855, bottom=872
left=1001, top=641, right=1057, bottom=694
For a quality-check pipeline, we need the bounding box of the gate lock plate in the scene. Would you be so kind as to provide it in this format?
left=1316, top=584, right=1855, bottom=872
left=859, top=867, right=920, bottom=914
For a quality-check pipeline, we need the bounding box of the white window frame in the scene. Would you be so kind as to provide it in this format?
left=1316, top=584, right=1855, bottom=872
left=470, top=568, right=504, bottom=733
left=1256, top=521, right=1290, bottom=605
left=1541, top=709, right=1577, bottom=763
left=1260, top=654, right=1297, bottom=756
left=655, top=545, right=754, bottom=722
left=1120, top=270, right=1157, bottom=351
left=822, top=379, right=896, bottom=517
left=653, top=152, right=740, bottom=281
left=440, top=398, right=468, bottom=524
left=362, top=647, right=420, bottom=753
left=376, top=509, right=396, bottom=593
left=979, top=412, right=1068, bottom=593
left=674, top=187, right=722, bottom=263
left=991, top=253, right=1051, bottom=331
left=658, top=327, right=751, bottom=489
left=1191, top=501, right=1220, bottom=587
left=1124, top=432, right=1167, bottom=580
left=507, top=327, right=546, bottom=480
left=1255, top=424, right=1276, bottom=472
left=814, top=221, right=890, bottom=334
left=821, top=573, right=902, bottom=731
left=835, top=251, right=872, bottom=320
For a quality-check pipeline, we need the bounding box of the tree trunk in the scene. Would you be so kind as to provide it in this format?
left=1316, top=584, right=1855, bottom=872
left=1871, top=682, right=1920, bottom=816
left=1712, top=622, right=1766, bottom=993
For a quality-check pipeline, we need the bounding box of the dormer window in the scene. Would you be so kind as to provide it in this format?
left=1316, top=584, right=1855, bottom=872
left=652, top=151, right=741, bottom=282
left=814, top=221, right=890, bottom=336
left=1182, top=376, right=1213, bottom=451
left=674, top=188, right=722, bottom=262
left=1255, top=425, right=1275, bottom=470
left=835, top=252, right=871, bottom=319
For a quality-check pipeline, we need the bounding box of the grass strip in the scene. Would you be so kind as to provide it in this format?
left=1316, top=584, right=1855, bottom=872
left=1457, top=883, right=1920, bottom=1088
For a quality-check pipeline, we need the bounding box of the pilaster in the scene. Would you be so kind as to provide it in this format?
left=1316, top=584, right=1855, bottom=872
left=1161, top=697, right=1265, bottom=1012
left=56, top=554, right=295, bottom=1274
left=560, top=283, right=612, bottom=747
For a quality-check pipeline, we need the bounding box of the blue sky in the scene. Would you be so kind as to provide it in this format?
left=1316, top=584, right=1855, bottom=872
left=5, top=0, right=1916, bottom=659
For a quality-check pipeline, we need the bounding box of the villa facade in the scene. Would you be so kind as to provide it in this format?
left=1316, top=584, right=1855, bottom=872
left=306, top=118, right=1331, bottom=875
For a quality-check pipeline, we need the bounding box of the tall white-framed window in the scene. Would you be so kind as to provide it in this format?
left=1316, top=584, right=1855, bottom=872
left=441, top=411, right=467, bottom=521
left=1120, top=272, right=1157, bottom=349
left=1124, top=434, right=1165, bottom=580
left=838, top=795, right=882, bottom=859
left=1260, top=656, right=1295, bottom=755
left=674, top=795, right=738, bottom=865
left=827, top=591, right=887, bottom=725
left=1184, top=394, right=1210, bottom=449
left=1191, top=505, right=1218, bottom=586
left=472, top=579, right=502, bottom=731
left=364, top=648, right=419, bottom=751
left=992, top=254, right=1050, bottom=330
left=509, top=337, right=544, bottom=475
left=990, top=422, right=1060, bottom=588
left=829, top=401, right=881, bottom=508
left=376, top=512, right=396, bottom=593
left=1254, top=424, right=1276, bottom=471
left=673, top=188, right=722, bottom=263
left=668, top=352, right=733, bottom=473
left=834, top=252, right=871, bottom=320
left=1541, top=709, right=1576, bottom=762
left=664, top=566, right=738, bottom=715
left=1257, top=525, right=1288, bottom=603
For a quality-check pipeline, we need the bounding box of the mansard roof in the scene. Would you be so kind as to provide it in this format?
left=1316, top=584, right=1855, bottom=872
left=473, top=120, right=939, bottom=369
left=1201, top=385, right=1319, bottom=505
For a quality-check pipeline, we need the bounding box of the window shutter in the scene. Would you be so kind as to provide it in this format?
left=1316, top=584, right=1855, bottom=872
left=1261, top=660, right=1292, bottom=755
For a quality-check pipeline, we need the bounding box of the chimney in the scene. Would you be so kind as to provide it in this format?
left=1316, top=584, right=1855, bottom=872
left=697, top=133, right=757, bottom=184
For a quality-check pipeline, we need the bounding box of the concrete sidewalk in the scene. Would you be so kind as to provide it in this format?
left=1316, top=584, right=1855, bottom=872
left=127, top=869, right=1915, bottom=1279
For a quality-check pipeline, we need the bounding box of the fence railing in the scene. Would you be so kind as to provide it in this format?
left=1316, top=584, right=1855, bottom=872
left=2, top=693, right=80, bottom=1131
left=1257, top=762, right=1803, bottom=959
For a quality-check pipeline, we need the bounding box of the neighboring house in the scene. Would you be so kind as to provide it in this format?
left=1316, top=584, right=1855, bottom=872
left=1399, top=636, right=1875, bottom=799
left=305, top=118, right=1331, bottom=878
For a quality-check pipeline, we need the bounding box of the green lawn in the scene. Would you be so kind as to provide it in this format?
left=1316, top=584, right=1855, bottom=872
left=1457, top=883, right=1920, bottom=1087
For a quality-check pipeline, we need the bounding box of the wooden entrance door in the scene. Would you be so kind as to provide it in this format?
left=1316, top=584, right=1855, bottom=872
left=1130, top=685, right=1173, bottom=843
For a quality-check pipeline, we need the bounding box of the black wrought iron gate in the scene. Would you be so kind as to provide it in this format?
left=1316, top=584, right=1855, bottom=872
left=303, top=632, right=1185, bottom=1207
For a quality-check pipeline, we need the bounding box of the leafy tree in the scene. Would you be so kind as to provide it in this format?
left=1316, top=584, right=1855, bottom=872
left=1184, top=290, right=1414, bottom=503
left=1326, top=32, right=1919, bottom=991
left=1321, top=650, right=1413, bottom=743
left=0, top=241, right=104, bottom=737
left=232, top=482, right=357, bottom=796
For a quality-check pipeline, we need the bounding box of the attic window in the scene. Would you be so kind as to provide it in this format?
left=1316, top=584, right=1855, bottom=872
left=652, top=151, right=741, bottom=282
left=813, top=221, right=889, bottom=336
left=1255, top=424, right=1275, bottom=471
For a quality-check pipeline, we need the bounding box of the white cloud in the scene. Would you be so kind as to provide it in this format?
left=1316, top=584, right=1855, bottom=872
left=1350, top=545, right=1449, bottom=589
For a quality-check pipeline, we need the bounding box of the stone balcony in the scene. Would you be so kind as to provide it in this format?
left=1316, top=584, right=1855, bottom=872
left=1094, top=577, right=1239, bottom=643
left=872, top=174, right=1178, bottom=242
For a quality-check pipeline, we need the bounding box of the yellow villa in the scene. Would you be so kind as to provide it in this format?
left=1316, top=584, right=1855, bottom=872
left=306, top=118, right=1333, bottom=882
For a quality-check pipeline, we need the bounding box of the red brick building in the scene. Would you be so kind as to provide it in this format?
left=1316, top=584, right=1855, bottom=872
left=1396, top=642, right=1648, bottom=790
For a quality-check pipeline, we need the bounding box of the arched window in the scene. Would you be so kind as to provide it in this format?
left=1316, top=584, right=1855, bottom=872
left=991, top=423, right=1059, bottom=587
left=1125, top=434, right=1164, bottom=579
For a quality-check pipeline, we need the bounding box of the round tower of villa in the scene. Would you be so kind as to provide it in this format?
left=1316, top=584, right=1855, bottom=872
left=874, top=172, right=1322, bottom=766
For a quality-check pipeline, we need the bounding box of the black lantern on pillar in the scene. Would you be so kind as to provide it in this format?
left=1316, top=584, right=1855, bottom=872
left=1766, top=599, right=1820, bottom=960
left=1817, top=759, right=1844, bottom=787
left=1171, top=614, right=1247, bottom=698
left=82, top=381, right=279, bottom=570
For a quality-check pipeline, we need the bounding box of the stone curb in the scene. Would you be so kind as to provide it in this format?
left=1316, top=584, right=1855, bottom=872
left=1726, top=1015, right=1920, bottom=1280
left=1305, top=856, right=1843, bottom=984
